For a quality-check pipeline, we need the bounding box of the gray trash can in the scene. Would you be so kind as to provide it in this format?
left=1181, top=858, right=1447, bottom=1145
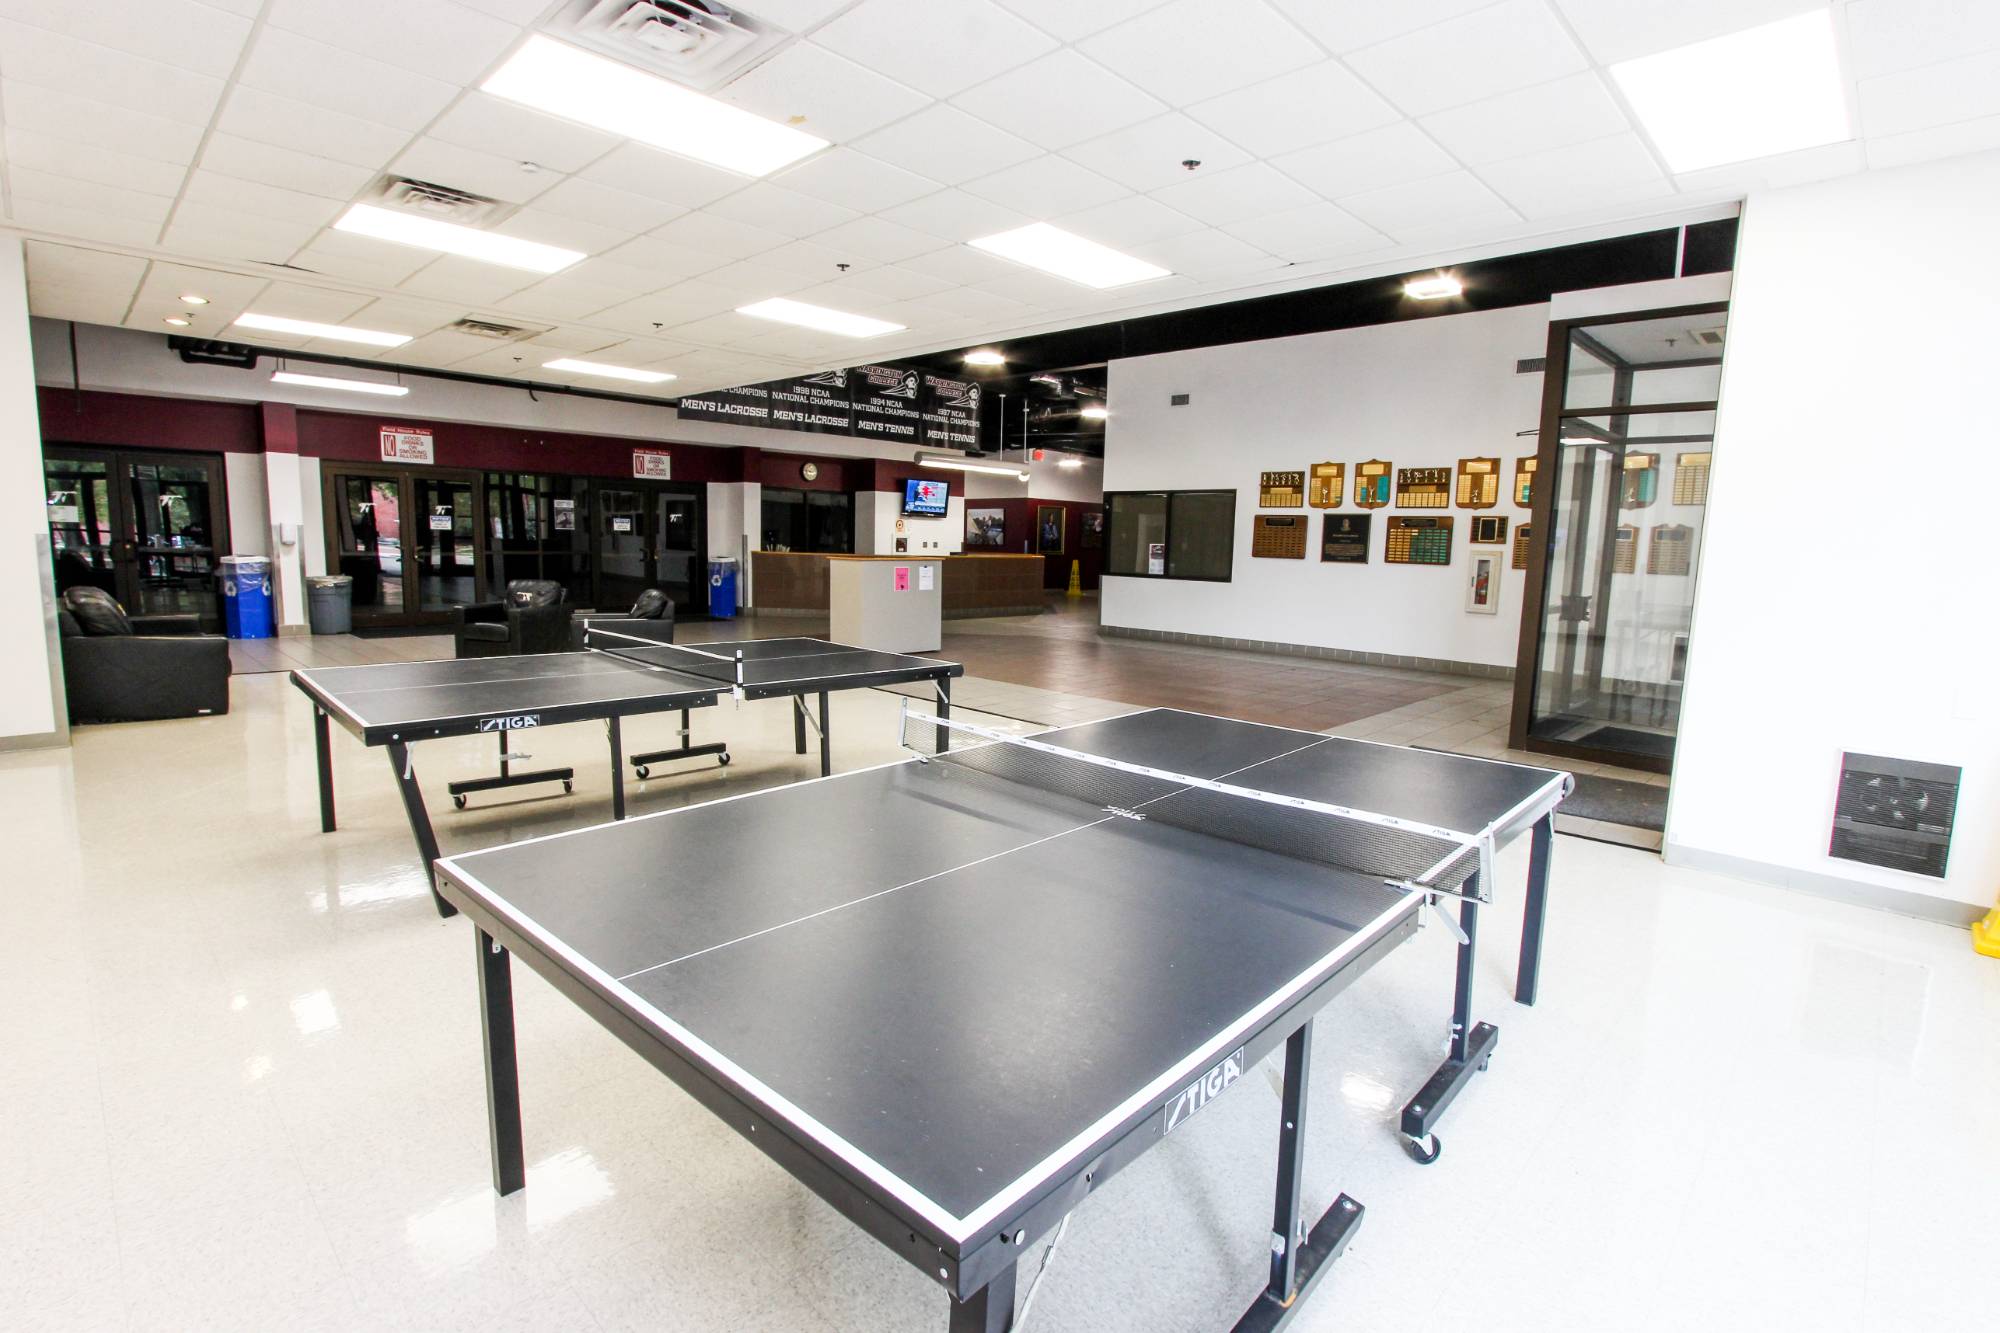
left=307, top=575, right=353, bottom=635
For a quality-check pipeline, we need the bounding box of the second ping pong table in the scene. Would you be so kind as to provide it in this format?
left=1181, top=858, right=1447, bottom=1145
left=292, top=635, right=961, bottom=917
left=434, top=706, right=1570, bottom=1330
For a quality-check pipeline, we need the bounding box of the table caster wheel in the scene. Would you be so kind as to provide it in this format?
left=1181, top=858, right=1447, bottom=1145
left=1404, top=1133, right=1441, bottom=1165
left=1479, top=1055, right=1491, bottom=1072
left=562, top=780, right=573, bottom=794
left=718, top=753, right=732, bottom=767
left=452, top=795, right=467, bottom=810
left=635, top=766, right=650, bottom=780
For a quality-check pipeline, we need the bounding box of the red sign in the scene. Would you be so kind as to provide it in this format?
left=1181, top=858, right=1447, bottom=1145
left=633, top=449, right=672, bottom=479
left=380, top=426, right=433, bottom=464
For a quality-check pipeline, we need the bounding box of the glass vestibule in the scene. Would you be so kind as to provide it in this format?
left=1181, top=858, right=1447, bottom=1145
left=1512, top=307, right=1726, bottom=772
left=44, top=447, right=231, bottom=629
left=324, top=463, right=487, bottom=626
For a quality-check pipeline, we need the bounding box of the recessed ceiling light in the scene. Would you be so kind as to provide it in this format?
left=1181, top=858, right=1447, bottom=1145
left=163, top=316, right=191, bottom=327
left=543, top=358, right=675, bottom=384
left=233, top=312, right=412, bottom=348
left=736, top=297, right=904, bottom=338
left=333, top=203, right=583, bottom=274
left=483, top=34, right=828, bottom=178
left=963, top=349, right=1005, bottom=367
left=1403, top=274, right=1463, bottom=301
left=1058, top=457, right=1086, bottom=469
left=179, top=294, right=209, bottom=306
left=1610, top=10, right=1850, bottom=173
left=1079, top=405, right=1109, bottom=421
left=272, top=370, right=410, bottom=397
left=968, top=223, right=1170, bottom=289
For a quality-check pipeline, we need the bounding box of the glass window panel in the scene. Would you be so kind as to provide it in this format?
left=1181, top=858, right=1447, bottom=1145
left=1168, top=491, right=1234, bottom=579
left=1107, top=493, right=1167, bottom=575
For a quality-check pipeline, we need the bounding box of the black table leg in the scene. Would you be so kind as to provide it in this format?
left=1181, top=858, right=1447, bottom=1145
left=627, top=706, right=730, bottom=777
left=446, top=725, right=573, bottom=810
left=387, top=740, right=455, bottom=918
left=498, top=728, right=510, bottom=780
left=936, top=677, right=952, bottom=754
left=608, top=716, right=625, bottom=821
left=1398, top=882, right=1498, bottom=1163
left=948, top=1262, right=1016, bottom=1333
left=314, top=707, right=335, bottom=832
left=818, top=691, right=831, bottom=776
left=794, top=695, right=807, bottom=755
left=477, top=929, right=525, bottom=1196
left=1515, top=813, right=1554, bottom=1006
left=1233, top=1019, right=1364, bottom=1331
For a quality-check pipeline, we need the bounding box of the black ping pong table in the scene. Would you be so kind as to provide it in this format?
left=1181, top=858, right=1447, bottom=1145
left=292, top=635, right=960, bottom=917
left=434, top=706, right=1570, bottom=1330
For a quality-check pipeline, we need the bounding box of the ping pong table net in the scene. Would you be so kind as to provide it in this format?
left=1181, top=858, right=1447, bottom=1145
left=584, top=627, right=750, bottom=686
left=900, top=710, right=1492, bottom=900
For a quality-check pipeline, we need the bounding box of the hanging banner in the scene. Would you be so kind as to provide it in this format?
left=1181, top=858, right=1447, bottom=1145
left=921, top=373, right=980, bottom=448
left=379, top=426, right=434, bottom=464
left=677, top=383, right=771, bottom=426
left=851, top=363, right=924, bottom=443
left=767, top=368, right=854, bottom=434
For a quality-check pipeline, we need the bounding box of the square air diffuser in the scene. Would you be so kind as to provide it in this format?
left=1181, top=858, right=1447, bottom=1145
left=1829, top=752, right=1960, bottom=879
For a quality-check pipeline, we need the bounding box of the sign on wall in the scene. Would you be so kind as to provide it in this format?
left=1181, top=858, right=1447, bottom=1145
left=852, top=364, right=924, bottom=442
left=920, top=373, right=980, bottom=448
left=678, top=383, right=771, bottom=426
left=767, top=369, right=854, bottom=434
left=380, top=426, right=434, bottom=464
left=632, top=449, right=672, bottom=479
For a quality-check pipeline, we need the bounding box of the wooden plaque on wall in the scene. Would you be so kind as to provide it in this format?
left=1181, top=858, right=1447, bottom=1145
left=1512, top=523, right=1533, bottom=570
left=1470, top=514, right=1508, bottom=544
left=1308, top=462, right=1344, bottom=508
left=1385, top=516, right=1453, bottom=565
left=1673, top=451, right=1711, bottom=505
left=1514, top=455, right=1538, bottom=508
left=1354, top=459, right=1392, bottom=509
left=1396, top=466, right=1451, bottom=508
left=1259, top=471, right=1305, bottom=507
left=1252, top=514, right=1308, bottom=558
left=1649, top=523, right=1694, bottom=575
left=1321, top=512, right=1371, bottom=562
left=1620, top=453, right=1659, bottom=509
left=1613, top=524, right=1638, bottom=574
left=1456, top=457, right=1500, bottom=509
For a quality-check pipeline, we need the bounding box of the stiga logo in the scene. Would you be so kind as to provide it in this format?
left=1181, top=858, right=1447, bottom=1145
left=478, top=714, right=540, bottom=732
left=1163, top=1047, right=1246, bottom=1134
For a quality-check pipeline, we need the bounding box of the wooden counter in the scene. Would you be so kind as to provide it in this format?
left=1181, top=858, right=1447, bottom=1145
left=752, top=551, right=1044, bottom=617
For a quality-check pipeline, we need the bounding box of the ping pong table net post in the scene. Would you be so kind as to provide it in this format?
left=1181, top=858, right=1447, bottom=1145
left=898, top=709, right=1493, bottom=901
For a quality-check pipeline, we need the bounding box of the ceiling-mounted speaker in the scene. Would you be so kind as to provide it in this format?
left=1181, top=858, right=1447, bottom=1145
left=1829, top=752, right=1960, bottom=879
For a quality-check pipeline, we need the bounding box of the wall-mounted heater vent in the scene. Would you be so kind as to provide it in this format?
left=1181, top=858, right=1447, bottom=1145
left=1688, top=326, right=1726, bottom=347
left=1829, top=752, right=1960, bottom=879
left=1516, top=357, right=1546, bottom=373
left=555, top=0, right=781, bottom=90
left=449, top=318, right=546, bottom=341
left=371, top=177, right=503, bottom=226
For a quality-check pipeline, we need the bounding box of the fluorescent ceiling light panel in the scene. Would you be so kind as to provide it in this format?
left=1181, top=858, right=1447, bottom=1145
left=917, top=451, right=1028, bottom=480
left=736, top=298, right=904, bottom=338
left=233, top=312, right=411, bottom=347
left=1058, top=457, right=1085, bottom=469
left=963, top=349, right=1005, bottom=366
left=1610, top=10, right=1850, bottom=173
left=543, top=358, right=675, bottom=384
left=1404, top=275, right=1462, bottom=300
left=1079, top=405, right=1109, bottom=421
left=272, top=370, right=409, bottom=397
left=968, top=223, right=1170, bottom=290
left=334, top=203, right=582, bottom=274
left=483, top=35, right=827, bottom=177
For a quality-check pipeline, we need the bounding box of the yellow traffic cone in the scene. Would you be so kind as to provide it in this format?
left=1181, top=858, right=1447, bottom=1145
left=1975, top=898, right=2000, bottom=958
left=1066, top=560, right=1082, bottom=598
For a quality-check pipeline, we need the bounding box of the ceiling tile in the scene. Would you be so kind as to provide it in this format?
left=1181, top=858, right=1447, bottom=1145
left=213, top=86, right=412, bottom=170
left=1128, top=227, right=1284, bottom=279
left=392, top=138, right=558, bottom=206
left=237, top=27, right=460, bottom=130
left=397, top=256, right=537, bottom=305
left=878, top=189, right=1032, bottom=243
left=752, top=238, right=873, bottom=279
left=991, top=0, right=1167, bottom=41
left=492, top=208, right=634, bottom=257
left=1060, top=113, right=1254, bottom=194
left=644, top=212, right=793, bottom=261
left=962, top=155, right=1129, bottom=213
left=23, top=241, right=148, bottom=292
left=1848, top=0, right=2000, bottom=81
left=182, top=171, right=346, bottom=227
left=198, top=134, right=379, bottom=200
left=289, top=241, right=435, bottom=289
left=1148, top=161, right=1317, bottom=226
left=0, top=84, right=206, bottom=164
left=729, top=0, right=855, bottom=31
left=1267, top=0, right=1493, bottom=54
left=894, top=242, right=1027, bottom=287
left=704, top=183, right=864, bottom=237
left=2, top=0, right=253, bottom=76
left=772, top=149, right=941, bottom=212
left=690, top=260, right=821, bottom=302
left=429, top=93, right=623, bottom=175
left=1079, top=0, right=1318, bottom=105
left=1475, top=132, right=1672, bottom=218
left=1193, top=64, right=1403, bottom=163
left=250, top=281, right=375, bottom=322
left=1273, top=122, right=1458, bottom=198
left=1334, top=170, right=1518, bottom=237
left=492, top=275, right=636, bottom=321
left=1220, top=202, right=1390, bottom=262
left=1418, top=71, right=1630, bottom=166
left=1860, top=46, right=2000, bottom=139
left=716, top=40, right=930, bottom=142
left=1670, top=140, right=1868, bottom=197
left=812, top=0, right=1057, bottom=98
left=811, top=216, right=952, bottom=264
left=917, top=284, right=1033, bottom=321
left=952, top=50, right=1165, bottom=151
left=854, top=105, right=1042, bottom=186
left=3, top=127, right=187, bottom=198
left=1865, top=111, right=2000, bottom=171
left=0, top=17, right=225, bottom=125
left=595, top=233, right=736, bottom=284
left=8, top=167, right=173, bottom=223
left=27, top=278, right=145, bottom=324
left=12, top=202, right=162, bottom=250
left=160, top=204, right=322, bottom=262
left=1551, top=0, right=1818, bottom=66
left=1056, top=194, right=1205, bottom=249
left=129, top=262, right=270, bottom=319
left=530, top=178, right=688, bottom=234
left=821, top=264, right=957, bottom=301
left=580, top=144, right=751, bottom=210
left=525, top=326, right=623, bottom=353
left=1346, top=0, right=1589, bottom=119
left=264, top=0, right=521, bottom=84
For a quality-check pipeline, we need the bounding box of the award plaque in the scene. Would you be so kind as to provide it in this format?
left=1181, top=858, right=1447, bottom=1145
left=1308, top=462, right=1343, bottom=508
left=1354, top=459, right=1392, bottom=509
left=1613, top=524, right=1638, bottom=574
left=1396, top=466, right=1451, bottom=508
left=1470, top=514, right=1508, bottom=544
left=1252, top=514, right=1308, bottom=558
left=1514, top=455, right=1538, bottom=508
left=1648, top=523, right=1694, bottom=575
left=1385, top=516, right=1453, bottom=565
left=1620, top=452, right=1659, bottom=508
left=1259, top=471, right=1305, bottom=507
left=1512, top=523, right=1533, bottom=570
left=1321, top=512, right=1371, bottom=563
left=1455, top=456, right=1500, bottom=508
left=1673, top=451, right=1711, bottom=505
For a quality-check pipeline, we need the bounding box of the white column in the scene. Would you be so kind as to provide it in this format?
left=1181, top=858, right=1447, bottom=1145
left=0, top=234, right=63, bottom=747
left=264, top=451, right=307, bottom=631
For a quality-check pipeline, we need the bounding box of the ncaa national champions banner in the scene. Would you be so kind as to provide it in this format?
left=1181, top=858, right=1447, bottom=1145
left=680, top=362, right=981, bottom=448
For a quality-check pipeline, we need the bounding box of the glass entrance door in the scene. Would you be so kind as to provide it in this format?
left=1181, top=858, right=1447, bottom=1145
left=592, top=482, right=706, bottom=615
left=45, top=448, right=229, bottom=628
left=326, top=465, right=487, bottom=625
left=333, top=473, right=406, bottom=618
left=413, top=476, right=477, bottom=612
left=596, top=486, right=649, bottom=612
left=652, top=492, right=700, bottom=609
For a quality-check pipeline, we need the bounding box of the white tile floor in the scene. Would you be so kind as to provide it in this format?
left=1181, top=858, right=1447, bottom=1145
left=3, top=663, right=1994, bottom=1332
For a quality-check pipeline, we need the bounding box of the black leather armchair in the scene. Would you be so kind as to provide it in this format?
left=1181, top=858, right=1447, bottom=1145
left=570, top=587, right=676, bottom=651
left=57, top=587, right=231, bottom=723
left=453, top=579, right=570, bottom=658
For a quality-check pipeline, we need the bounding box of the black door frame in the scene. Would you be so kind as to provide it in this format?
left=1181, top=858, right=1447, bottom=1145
left=590, top=477, right=708, bottom=616
left=43, top=443, right=233, bottom=629
left=320, top=461, right=489, bottom=628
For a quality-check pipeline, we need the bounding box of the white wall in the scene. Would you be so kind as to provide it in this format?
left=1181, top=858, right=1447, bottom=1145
left=1667, top=153, right=2000, bottom=917
left=0, top=237, right=60, bottom=743
left=1101, top=304, right=1548, bottom=666
left=857, top=491, right=963, bottom=556
left=964, top=455, right=1104, bottom=504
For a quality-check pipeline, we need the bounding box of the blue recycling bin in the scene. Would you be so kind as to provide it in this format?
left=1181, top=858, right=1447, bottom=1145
left=219, top=555, right=274, bottom=639
left=707, top=556, right=738, bottom=620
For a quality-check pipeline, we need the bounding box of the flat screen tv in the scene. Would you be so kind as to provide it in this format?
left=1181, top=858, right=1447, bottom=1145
left=902, top=478, right=950, bottom=516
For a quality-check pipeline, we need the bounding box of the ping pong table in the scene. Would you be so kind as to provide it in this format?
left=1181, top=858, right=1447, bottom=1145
left=292, top=635, right=961, bottom=917
left=434, top=706, right=1569, bottom=1331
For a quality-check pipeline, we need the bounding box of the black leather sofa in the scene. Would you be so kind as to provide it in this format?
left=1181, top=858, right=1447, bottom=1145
left=570, top=587, right=676, bottom=651
left=57, top=587, right=232, bottom=723
left=453, top=580, right=570, bottom=658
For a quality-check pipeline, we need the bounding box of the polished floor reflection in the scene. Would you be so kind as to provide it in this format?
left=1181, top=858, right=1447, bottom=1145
left=3, top=652, right=1993, bottom=1332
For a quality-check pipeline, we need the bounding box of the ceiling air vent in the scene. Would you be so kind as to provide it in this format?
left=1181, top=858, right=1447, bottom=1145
left=1688, top=326, right=1726, bottom=348
left=371, top=177, right=503, bottom=227
left=1829, top=753, right=1960, bottom=879
left=449, top=317, right=546, bottom=341
left=553, top=0, right=783, bottom=90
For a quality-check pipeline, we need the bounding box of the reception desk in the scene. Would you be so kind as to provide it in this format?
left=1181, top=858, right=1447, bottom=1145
left=752, top=552, right=1045, bottom=618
